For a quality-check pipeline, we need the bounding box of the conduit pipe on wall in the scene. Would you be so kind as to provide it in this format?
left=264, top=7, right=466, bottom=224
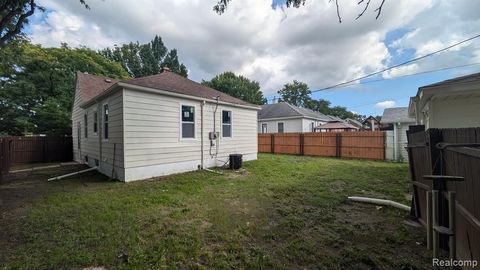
left=200, top=100, right=205, bottom=169
left=347, top=196, right=411, bottom=212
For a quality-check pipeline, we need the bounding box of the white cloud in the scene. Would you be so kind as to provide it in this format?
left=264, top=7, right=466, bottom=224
left=29, top=0, right=480, bottom=97
left=374, top=100, right=396, bottom=109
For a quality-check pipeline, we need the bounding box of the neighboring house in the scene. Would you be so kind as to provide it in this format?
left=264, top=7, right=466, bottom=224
left=345, top=118, right=364, bottom=130
left=314, top=120, right=359, bottom=132
left=381, top=107, right=415, bottom=162
left=72, top=68, right=259, bottom=182
left=258, top=102, right=332, bottom=133
left=408, top=72, right=480, bottom=129
left=362, top=116, right=381, bottom=131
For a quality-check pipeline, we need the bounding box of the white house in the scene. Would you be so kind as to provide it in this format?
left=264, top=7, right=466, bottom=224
left=258, top=102, right=334, bottom=133
left=408, top=72, right=480, bottom=129
left=72, top=68, right=259, bottom=182
left=381, top=107, right=415, bottom=162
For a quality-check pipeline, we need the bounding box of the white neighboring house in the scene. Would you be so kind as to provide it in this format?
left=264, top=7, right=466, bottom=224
left=408, top=72, right=480, bottom=129
left=381, top=107, right=415, bottom=162
left=72, top=68, right=259, bottom=182
left=258, top=102, right=333, bottom=133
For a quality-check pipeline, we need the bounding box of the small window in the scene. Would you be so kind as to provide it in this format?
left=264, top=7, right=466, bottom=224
left=261, top=123, right=267, bottom=134
left=181, top=105, right=195, bottom=138
left=93, top=111, right=98, bottom=134
left=222, top=110, right=232, bottom=138
left=103, top=104, right=109, bottom=139
left=278, top=122, right=284, bottom=133
left=311, top=122, right=314, bottom=132
left=84, top=113, right=88, bottom=138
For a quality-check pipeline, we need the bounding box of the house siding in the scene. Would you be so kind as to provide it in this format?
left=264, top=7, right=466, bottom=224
left=429, top=96, right=480, bottom=128
left=258, top=118, right=303, bottom=133
left=122, top=88, right=257, bottom=181
left=71, top=86, right=124, bottom=180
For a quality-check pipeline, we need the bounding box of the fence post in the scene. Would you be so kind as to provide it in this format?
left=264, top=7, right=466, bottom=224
left=271, top=134, right=275, bottom=154
left=335, top=133, right=342, bottom=158
left=299, top=133, right=304, bottom=156
left=427, top=129, right=448, bottom=249
left=42, top=137, right=47, bottom=162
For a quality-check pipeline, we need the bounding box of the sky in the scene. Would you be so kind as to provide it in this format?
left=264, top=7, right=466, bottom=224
left=25, top=0, right=480, bottom=116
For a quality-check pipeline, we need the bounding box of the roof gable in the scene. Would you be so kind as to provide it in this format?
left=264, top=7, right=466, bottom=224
left=380, top=107, right=415, bottom=124
left=258, top=102, right=331, bottom=121
left=76, top=72, right=118, bottom=103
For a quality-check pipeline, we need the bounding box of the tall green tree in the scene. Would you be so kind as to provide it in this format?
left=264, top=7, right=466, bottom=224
left=0, top=40, right=129, bottom=135
left=278, top=80, right=311, bottom=107
left=202, top=72, right=266, bottom=105
left=0, top=0, right=89, bottom=45
left=100, top=35, right=188, bottom=78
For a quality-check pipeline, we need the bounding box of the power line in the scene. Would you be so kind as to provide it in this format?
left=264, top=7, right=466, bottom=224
left=324, top=62, right=480, bottom=89
left=310, top=33, right=480, bottom=93
left=266, top=61, right=480, bottom=101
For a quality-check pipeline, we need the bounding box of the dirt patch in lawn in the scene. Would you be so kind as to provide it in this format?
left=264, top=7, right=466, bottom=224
left=0, top=164, right=104, bottom=254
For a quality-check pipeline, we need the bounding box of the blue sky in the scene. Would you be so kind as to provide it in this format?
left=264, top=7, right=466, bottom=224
left=27, top=0, right=480, bottom=117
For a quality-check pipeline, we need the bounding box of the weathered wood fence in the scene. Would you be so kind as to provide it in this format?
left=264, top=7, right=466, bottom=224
left=0, top=136, right=73, bottom=180
left=407, top=126, right=480, bottom=262
left=259, top=131, right=385, bottom=160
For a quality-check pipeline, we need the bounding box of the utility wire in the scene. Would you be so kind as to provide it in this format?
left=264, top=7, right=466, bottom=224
left=265, top=61, right=480, bottom=101
left=310, top=33, right=480, bottom=93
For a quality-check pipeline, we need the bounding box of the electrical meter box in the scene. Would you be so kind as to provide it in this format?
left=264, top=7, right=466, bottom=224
left=209, top=132, right=218, bottom=140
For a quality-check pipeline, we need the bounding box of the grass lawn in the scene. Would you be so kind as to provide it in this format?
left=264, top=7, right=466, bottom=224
left=0, top=154, right=430, bottom=269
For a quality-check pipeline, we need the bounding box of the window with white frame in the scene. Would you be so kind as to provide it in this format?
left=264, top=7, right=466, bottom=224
left=84, top=112, right=88, bottom=138
left=181, top=105, right=195, bottom=138
left=103, top=104, right=109, bottom=139
left=261, top=123, right=267, bottom=133
left=93, top=111, right=98, bottom=135
left=278, top=122, right=284, bottom=133
left=222, top=110, right=232, bottom=138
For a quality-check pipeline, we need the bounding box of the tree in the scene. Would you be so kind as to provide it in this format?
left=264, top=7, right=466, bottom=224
left=304, top=99, right=331, bottom=115
left=278, top=80, right=311, bottom=107
left=213, top=0, right=386, bottom=23
left=0, top=40, right=129, bottom=135
left=0, top=0, right=88, bottom=46
left=100, top=35, right=188, bottom=78
left=202, top=72, right=266, bottom=105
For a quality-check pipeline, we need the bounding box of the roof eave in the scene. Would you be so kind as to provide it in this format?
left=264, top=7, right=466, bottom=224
left=120, top=82, right=261, bottom=110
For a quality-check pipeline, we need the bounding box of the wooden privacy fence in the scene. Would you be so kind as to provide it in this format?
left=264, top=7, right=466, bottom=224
left=407, top=126, right=480, bottom=263
left=258, top=131, right=385, bottom=160
left=0, top=136, right=73, bottom=180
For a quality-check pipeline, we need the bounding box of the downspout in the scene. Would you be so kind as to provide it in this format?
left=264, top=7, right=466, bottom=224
left=200, top=100, right=205, bottom=169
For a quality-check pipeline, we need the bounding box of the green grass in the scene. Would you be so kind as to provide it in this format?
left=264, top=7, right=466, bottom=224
left=1, top=154, right=430, bottom=269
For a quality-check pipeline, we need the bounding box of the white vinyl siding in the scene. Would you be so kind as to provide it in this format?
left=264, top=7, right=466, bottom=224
left=71, top=86, right=124, bottom=179
left=122, top=88, right=257, bottom=180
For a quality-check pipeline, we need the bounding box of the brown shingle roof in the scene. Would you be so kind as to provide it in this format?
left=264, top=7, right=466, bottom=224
left=420, top=71, right=480, bottom=89
left=76, top=71, right=118, bottom=103
left=123, top=71, right=253, bottom=106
